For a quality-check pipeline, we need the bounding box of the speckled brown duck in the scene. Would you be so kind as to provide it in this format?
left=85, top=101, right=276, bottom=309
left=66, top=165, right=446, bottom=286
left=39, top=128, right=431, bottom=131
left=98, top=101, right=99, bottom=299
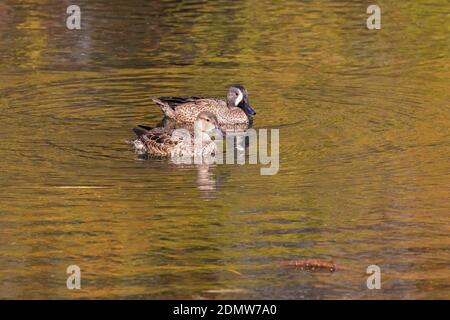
left=130, top=111, right=222, bottom=158
left=152, top=85, right=256, bottom=130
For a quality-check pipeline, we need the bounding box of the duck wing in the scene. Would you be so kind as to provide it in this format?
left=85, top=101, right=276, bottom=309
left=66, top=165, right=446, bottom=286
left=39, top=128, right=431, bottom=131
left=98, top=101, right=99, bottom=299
left=153, top=96, right=226, bottom=122
left=133, top=127, right=180, bottom=156
left=155, top=96, right=206, bottom=109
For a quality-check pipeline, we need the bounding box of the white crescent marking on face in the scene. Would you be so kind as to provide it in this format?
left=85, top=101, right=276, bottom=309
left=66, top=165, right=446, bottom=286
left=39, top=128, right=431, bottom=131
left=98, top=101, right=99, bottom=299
left=235, top=90, right=243, bottom=106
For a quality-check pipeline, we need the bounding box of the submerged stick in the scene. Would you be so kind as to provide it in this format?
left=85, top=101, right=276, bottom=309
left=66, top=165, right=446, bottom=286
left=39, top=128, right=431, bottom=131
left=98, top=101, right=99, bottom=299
left=278, top=259, right=338, bottom=272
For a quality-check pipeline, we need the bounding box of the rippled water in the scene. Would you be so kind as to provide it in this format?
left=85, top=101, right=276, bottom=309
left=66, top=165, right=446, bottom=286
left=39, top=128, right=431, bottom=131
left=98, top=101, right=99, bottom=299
left=0, top=0, right=449, bottom=299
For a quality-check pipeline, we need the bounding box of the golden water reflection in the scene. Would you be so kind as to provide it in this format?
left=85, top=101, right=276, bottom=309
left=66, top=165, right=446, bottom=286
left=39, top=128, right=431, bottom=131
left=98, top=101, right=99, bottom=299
left=0, top=0, right=449, bottom=299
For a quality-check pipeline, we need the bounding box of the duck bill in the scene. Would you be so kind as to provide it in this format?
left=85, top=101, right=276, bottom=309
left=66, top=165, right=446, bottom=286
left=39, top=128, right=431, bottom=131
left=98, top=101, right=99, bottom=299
left=215, top=127, right=226, bottom=137
left=241, top=100, right=256, bottom=117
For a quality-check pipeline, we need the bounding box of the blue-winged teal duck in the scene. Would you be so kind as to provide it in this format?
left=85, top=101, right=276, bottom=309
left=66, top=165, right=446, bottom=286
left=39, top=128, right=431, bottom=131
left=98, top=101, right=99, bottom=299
left=152, top=85, right=256, bottom=128
left=131, top=111, right=222, bottom=157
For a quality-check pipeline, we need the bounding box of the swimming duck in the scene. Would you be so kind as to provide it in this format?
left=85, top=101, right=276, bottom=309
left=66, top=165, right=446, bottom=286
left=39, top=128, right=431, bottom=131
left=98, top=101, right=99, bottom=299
left=131, top=111, right=222, bottom=158
left=152, top=85, right=256, bottom=128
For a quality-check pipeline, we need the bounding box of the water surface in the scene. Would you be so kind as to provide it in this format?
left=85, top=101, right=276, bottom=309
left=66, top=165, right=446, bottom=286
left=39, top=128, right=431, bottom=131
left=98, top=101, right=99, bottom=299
left=0, top=0, right=449, bottom=299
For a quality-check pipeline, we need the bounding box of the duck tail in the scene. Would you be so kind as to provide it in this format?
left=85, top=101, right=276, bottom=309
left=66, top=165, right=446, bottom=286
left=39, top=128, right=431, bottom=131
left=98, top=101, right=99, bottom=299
left=152, top=98, right=176, bottom=119
left=129, top=126, right=150, bottom=154
left=132, top=126, right=150, bottom=138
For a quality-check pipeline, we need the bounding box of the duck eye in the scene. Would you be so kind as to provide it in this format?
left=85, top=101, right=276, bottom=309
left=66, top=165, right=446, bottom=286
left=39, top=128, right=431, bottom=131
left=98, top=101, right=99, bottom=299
left=206, top=119, right=210, bottom=122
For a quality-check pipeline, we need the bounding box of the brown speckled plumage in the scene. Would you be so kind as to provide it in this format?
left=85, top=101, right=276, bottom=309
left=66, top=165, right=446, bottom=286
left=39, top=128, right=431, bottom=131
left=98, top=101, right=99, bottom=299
left=132, top=126, right=181, bottom=157
left=152, top=85, right=256, bottom=130
left=131, top=112, right=221, bottom=158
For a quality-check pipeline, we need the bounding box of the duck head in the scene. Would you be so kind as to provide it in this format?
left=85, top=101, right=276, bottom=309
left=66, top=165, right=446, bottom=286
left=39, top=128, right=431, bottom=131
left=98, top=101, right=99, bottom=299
left=226, top=85, right=256, bottom=117
left=195, top=111, right=224, bottom=136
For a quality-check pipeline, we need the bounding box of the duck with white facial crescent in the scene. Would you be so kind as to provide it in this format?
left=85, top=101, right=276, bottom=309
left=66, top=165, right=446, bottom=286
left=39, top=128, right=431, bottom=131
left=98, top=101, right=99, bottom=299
left=152, top=84, right=256, bottom=129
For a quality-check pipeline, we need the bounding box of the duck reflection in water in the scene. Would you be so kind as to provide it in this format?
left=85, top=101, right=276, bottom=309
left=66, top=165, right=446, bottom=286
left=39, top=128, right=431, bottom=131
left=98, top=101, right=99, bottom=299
left=130, top=112, right=227, bottom=198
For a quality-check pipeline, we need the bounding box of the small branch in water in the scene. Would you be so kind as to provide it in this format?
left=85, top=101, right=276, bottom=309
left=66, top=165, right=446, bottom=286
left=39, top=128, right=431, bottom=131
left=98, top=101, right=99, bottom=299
left=226, top=269, right=243, bottom=276
left=53, top=186, right=109, bottom=189
left=278, top=259, right=338, bottom=272
left=204, top=289, right=248, bottom=294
